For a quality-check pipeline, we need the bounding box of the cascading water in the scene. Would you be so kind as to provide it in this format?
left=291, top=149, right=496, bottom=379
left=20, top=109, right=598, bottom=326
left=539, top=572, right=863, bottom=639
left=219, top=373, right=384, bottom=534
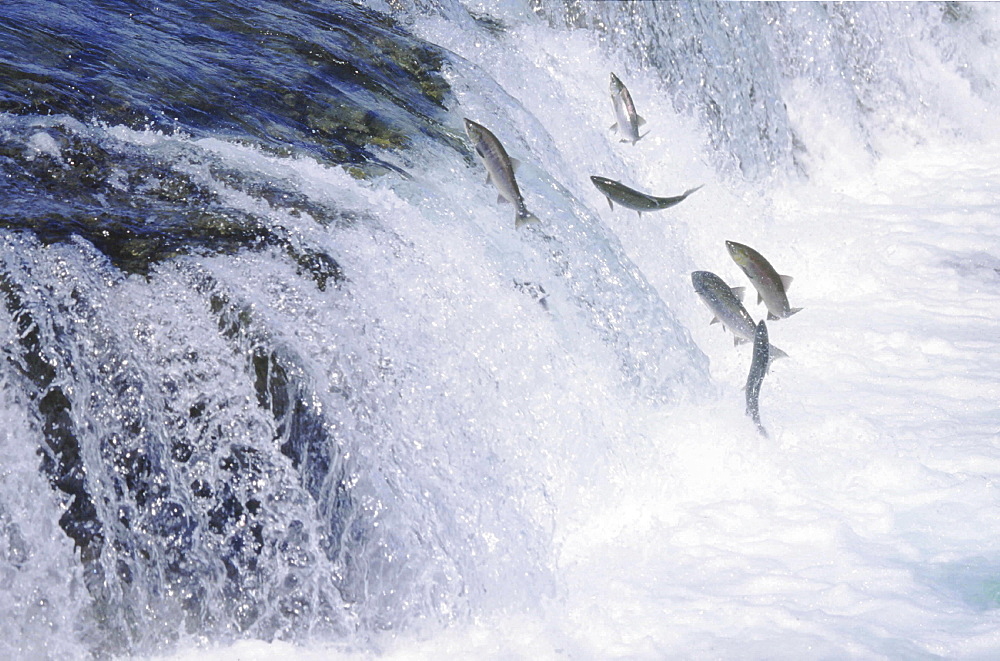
left=2, top=1, right=1000, bottom=658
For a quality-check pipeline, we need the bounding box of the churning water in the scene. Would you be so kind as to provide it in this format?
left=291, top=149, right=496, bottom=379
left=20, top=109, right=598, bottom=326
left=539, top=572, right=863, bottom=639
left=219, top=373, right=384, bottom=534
left=2, top=1, right=1000, bottom=658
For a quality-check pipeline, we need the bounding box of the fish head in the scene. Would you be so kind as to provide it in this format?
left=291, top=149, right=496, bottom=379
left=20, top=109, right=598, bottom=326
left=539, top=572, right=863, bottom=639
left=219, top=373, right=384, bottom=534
left=609, top=73, right=624, bottom=93
left=590, top=175, right=615, bottom=192
left=463, top=118, right=484, bottom=142
left=754, top=319, right=769, bottom=344
left=726, top=240, right=753, bottom=267
left=691, top=270, right=717, bottom=294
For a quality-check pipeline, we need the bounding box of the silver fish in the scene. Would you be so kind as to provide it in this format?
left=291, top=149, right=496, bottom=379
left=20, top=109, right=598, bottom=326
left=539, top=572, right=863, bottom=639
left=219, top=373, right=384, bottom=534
left=591, top=176, right=702, bottom=217
left=691, top=270, right=787, bottom=358
left=464, top=118, right=539, bottom=228
left=745, top=320, right=770, bottom=437
left=609, top=73, right=647, bottom=144
left=726, top=240, right=802, bottom=320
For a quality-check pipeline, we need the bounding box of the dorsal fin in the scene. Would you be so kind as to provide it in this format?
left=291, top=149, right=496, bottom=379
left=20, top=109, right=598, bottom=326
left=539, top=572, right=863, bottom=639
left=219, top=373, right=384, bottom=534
left=780, top=275, right=793, bottom=290
left=732, top=286, right=745, bottom=302
left=510, top=157, right=521, bottom=173
left=637, top=115, right=646, bottom=127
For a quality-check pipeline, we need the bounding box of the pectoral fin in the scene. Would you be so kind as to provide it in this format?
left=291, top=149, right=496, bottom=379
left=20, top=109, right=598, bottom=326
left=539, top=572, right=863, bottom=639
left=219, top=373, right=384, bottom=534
left=780, top=275, right=794, bottom=290
left=498, top=194, right=511, bottom=205
left=710, top=317, right=719, bottom=325
left=758, top=292, right=763, bottom=305
left=769, top=345, right=789, bottom=360
left=606, top=197, right=614, bottom=211
left=767, top=312, right=778, bottom=321
left=510, top=158, right=521, bottom=173
left=609, top=123, right=619, bottom=133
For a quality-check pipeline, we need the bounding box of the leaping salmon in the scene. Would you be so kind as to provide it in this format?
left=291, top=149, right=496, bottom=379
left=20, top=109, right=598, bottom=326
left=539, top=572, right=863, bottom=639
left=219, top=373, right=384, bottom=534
left=591, top=176, right=702, bottom=218
left=726, top=240, right=801, bottom=320
left=691, top=270, right=787, bottom=359
left=609, top=73, right=647, bottom=145
left=745, top=320, right=770, bottom=437
left=464, top=118, right=539, bottom=228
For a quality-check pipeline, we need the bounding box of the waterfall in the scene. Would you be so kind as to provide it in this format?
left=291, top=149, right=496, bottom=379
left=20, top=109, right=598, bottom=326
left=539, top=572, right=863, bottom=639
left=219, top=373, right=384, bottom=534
left=1, top=1, right=998, bottom=657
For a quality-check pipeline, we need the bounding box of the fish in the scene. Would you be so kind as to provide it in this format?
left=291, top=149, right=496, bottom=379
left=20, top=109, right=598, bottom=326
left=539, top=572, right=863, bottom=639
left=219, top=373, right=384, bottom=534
left=609, top=73, right=647, bottom=144
left=691, top=270, right=787, bottom=358
left=726, top=240, right=802, bottom=320
left=590, top=176, right=703, bottom=217
left=745, top=320, right=770, bottom=437
left=464, top=118, right=539, bottom=228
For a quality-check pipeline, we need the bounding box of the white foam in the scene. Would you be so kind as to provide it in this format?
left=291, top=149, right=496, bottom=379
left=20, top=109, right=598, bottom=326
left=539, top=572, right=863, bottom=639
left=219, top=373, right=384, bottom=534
left=105, top=4, right=1000, bottom=659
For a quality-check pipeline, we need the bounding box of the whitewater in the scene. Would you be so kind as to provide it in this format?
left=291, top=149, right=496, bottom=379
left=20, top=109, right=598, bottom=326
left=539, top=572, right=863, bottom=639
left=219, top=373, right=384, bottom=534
left=3, top=1, right=1000, bottom=659
left=170, top=5, right=1000, bottom=659
left=163, top=140, right=1000, bottom=661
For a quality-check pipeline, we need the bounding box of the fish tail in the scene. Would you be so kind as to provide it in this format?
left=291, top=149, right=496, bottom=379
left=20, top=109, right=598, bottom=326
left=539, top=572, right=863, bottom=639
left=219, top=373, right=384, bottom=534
left=515, top=205, right=540, bottom=228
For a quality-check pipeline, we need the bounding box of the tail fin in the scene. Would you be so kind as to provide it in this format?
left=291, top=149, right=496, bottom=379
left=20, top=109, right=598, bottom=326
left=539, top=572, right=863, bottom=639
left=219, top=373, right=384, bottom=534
left=515, top=206, right=540, bottom=228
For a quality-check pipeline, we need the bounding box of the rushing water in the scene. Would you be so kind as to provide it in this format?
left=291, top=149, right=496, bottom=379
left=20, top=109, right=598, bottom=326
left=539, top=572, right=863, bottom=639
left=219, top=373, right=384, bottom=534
left=1, top=1, right=1000, bottom=658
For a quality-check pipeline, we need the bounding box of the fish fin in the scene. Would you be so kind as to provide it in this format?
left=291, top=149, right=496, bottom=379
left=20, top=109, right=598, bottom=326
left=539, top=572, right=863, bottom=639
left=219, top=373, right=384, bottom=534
left=780, top=275, right=793, bottom=290
left=637, top=115, right=646, bottom=126
left=735, top=336, right=748, bottom=346
left=732, top=286, right=745, bottom=302
left=637, top=130, right=649, bottom=142
left=787, top=307, right=803, bottom=316
left=683, top=185, right=705, bottom=197
left=769, top=345, right=788, bottom=361
left=767, top=312, right=778, bottom=321
left=498, top=194, right=511, bottom=205
left=637, top=211, right=642, bottom=219
left=606, top=197, right=614, bottom=211
left=510, top=158, right=521, bottom=172
left=758, top=292, right=763, bottom=305
left=609, top=123, right=619, bottom=133
left=486, top=172, right=492, bottom=185
left=515, top=208, right=540, bottom=228
left=709, top=316, right=719, bottom=325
